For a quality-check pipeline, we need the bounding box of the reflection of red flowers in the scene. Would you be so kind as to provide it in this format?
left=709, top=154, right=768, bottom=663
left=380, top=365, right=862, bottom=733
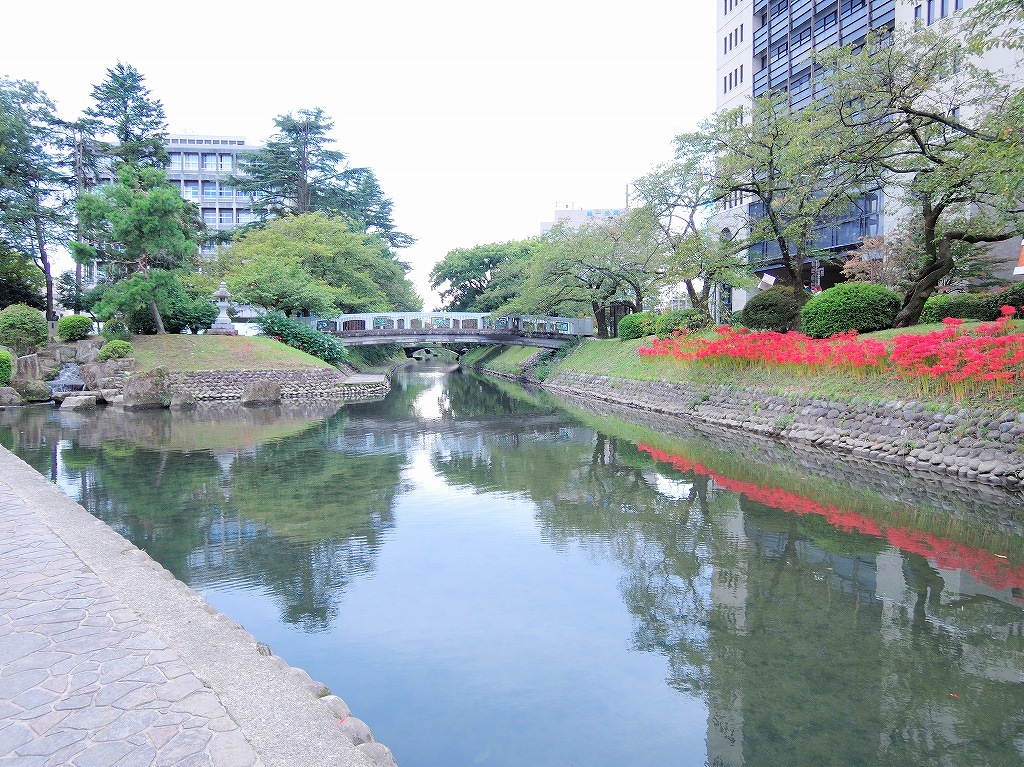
left=637, top=444, right=1024, bottom=592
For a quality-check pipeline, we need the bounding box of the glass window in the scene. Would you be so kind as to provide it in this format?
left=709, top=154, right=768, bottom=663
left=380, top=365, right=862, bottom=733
left=219, top=154, right=233, bottom=171
left=183, top=182, right=199, bottom=200
left=203, top=182, right=218, bottom=199
left=202, top=153, right=218, bottom=170
left=167, top=153, right=182, bottom=170
left=202, top=209, right=217, bottom=225
left=219, top=209, right=234, bottom=225
left=238, top=210, right=255, bottom=225
left=927, top=0, right=934, bottom=23
left=183, top=153, right=199, bottom=170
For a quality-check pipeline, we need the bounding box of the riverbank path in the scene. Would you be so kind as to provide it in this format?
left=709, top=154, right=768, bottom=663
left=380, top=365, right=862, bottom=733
left=0, top=447, right=384, bottom=767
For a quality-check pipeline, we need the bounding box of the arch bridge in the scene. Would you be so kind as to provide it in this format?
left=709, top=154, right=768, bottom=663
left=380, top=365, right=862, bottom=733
left=299, top=312, right=593, bottom=349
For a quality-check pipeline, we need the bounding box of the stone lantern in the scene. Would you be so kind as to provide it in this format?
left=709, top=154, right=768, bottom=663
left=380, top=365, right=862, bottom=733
left=208, top=281, right=237, bottom=335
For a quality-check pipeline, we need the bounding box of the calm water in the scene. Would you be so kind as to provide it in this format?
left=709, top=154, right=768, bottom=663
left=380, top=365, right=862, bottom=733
left=3, top=362, right=1024, bottom=767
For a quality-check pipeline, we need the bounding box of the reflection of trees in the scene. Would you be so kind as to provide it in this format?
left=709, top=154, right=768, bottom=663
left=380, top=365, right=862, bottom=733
left=1, top=406, right=407, bottom=634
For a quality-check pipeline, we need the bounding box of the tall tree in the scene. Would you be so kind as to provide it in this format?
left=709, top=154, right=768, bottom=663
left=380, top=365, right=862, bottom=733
left=818, top=28, right=1024, bottom=325
left=231, top=108, right=412, bottom=248
left=0, top=247, right=45, bottom=310
left=634, top=148, right=752, bottom=323
left=73, top=165, right=202, bottom=332
left=430, top=241, right=528, bottom=311
left=85, top=62, right=168, bottom=168
left=0, top=78, right=73, bottom=320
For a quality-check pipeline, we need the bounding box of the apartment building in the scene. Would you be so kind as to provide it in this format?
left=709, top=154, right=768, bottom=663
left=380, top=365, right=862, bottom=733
left=714, top=0, right=1021, bottom=294
left=164, top=134, right=260, bottom=254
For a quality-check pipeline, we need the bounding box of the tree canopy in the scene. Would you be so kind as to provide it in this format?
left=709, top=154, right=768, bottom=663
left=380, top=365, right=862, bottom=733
left=84, top=62, right=168, bottom=168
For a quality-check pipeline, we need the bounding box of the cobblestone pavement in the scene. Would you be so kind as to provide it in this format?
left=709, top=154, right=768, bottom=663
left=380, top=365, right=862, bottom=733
left=0, top=482, right=261, bottom=767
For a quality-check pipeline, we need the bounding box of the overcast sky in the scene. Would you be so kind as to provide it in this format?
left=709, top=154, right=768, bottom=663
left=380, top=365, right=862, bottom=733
left=5, top=0, right=717, bottom=307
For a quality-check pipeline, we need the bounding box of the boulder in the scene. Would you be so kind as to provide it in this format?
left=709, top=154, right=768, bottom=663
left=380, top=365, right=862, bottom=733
left=61, top=394, right=98, bottom=410
left=240, top=380, right=281, bottom=406
left=75, top=339, right=102, bottom=363
left=53, top=344, right=79, bottom=364
left=11, top=378, right=51, bottom=402
left=122, top=371, right=168, bottom=411
left=337, top=717, right=374, bottom=746
left=169, top=390, right=197, bottom=410
left=13, top=354, right=40, bottom=380
left=100, top=389, right=121, bottom=404
left=357, top=743, right=398, bottom=767
left=0, top=387, right=22, bottom=405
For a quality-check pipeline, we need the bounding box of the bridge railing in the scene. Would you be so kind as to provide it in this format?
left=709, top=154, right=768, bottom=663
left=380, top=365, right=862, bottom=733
left=297, top=312, right=594, bottom=337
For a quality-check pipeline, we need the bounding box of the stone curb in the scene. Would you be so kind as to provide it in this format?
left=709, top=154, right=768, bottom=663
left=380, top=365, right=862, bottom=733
left=0, top=447, right=397, bottom=767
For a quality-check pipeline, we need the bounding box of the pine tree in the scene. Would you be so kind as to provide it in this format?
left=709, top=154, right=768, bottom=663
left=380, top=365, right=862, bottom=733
left=85, top=62, right=168, bottom=168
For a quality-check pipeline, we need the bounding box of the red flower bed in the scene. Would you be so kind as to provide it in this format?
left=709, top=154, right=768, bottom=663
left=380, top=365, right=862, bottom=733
left=639, top=308, right=1024, bottom=399
left=638, top=444, right=1024, bottom=593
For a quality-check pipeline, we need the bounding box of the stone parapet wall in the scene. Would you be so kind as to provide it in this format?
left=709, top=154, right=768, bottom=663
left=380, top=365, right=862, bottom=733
left=167, top=369, right=389, bottom=401
left=545, top=371, right=1024, bottom=491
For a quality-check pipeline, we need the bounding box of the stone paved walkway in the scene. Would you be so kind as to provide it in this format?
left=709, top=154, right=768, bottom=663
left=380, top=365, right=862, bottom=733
left=0, top=447, right=389, bottom=767
left=0, top=484, right=259, bottom=767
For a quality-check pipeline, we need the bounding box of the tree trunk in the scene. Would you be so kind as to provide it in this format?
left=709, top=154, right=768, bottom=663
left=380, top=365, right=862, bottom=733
left=32, top=215, right=54, bottom=321
left=893, top=237, right=955, bottom=327
left=593, top=302, right=609, bottom=338
left=149, top=299, right=167, bottom=334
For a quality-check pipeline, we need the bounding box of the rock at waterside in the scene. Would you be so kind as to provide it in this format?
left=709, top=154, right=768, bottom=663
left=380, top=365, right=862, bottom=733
left=169, top=391, right=197, bottom=410
left=61, top=394, right=98, bottom=410
left=100, top=389, right=121, bottom=404
left=337, top=716, right=374, bottom=746
left=75, top=339, right=102, bottom=363
left=240, top=380, right=282, bottom=406
left=13, top=354, right=40, bottom=381
left=358, top=742, right=398, bottom=767
left=320, top=695, right=351, bottom=719
left=11, top=378, right=51, bottom=402
left=0, top=387, right=22, bottom=405
left=122, top=371, right=168, bottom=410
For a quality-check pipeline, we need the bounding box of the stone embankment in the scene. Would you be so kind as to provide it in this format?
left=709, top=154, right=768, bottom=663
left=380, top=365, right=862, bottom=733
left=544, top=371, right=1024, bottom=491
left=166, top=369, right=389, bottom=402
left=0, top=447, right=398, bottom=767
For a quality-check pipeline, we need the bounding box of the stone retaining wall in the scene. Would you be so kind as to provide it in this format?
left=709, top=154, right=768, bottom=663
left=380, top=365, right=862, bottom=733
left=544, top=371, right=1024, bottom=491
left=168, top=369, right=390, bottom=401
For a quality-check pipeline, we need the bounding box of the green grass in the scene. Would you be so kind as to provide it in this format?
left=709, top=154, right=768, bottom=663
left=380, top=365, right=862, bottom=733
left=129, top=335, right=332, bottom=372
left=461, top=345, right=542, bottom=374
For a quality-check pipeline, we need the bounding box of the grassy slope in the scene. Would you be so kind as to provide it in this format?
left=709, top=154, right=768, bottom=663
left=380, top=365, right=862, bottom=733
left=129, top=335, right=332, bottom=372
left=485, top=325, right=1024, bottom=411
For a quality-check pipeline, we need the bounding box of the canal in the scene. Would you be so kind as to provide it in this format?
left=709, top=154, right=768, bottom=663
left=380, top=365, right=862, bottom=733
left=2, top=362, right=1023, bottom=767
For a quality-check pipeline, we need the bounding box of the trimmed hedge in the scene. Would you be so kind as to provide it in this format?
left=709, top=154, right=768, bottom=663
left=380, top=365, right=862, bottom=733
left=742, top=286, right=800, bottom=331
left=100, top=319, right=132, bottom=342
left=0, top=350, right=12, bottom=387
left=256, top=311, right=347, bottom=366
left=655, top=309, right=710, bottom=337
left=801, top=282, right=900, bottom=338
left=920, top=283, right=1024, bottom=324
left=617, top=311, right=657, bottom=340
left=57, top=314, right=95, bottom=342
left=0, top=304, right=48, bottom=356
left=98, top=340, right=134, bottom=362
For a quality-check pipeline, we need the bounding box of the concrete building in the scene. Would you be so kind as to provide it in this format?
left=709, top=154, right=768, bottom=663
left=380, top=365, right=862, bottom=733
left=540, top=204, right=628, bottom=235
left=163, top=134, right=259, bottom=256
left=713, top=0, right=1023, bottom=300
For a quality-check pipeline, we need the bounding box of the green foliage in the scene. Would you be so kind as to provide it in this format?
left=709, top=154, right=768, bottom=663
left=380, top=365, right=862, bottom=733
left=256, top=311, right=347, bottom=366
left=801, top=283, right=901, bottom=338
left=98, top=339, right=134, bottom=361
left=89, top=271, right=216, bottom=335
left=0, top=350, right=12, bottom=386
left=430, top=241, right=523, bottom=311
left=617, top=311, right=657, bottom=340
left=742, top=286, right=800, bottom=332
left=56, top=314, right=95, bottom=342
left=85, top=62, right=168, bottom=168
left=920, top=293, right=991, bottom=324
left=655, top=309, right=709, bottom=337
left=100, top=319, right=131, bottom=342
left=222, top=213, right=420, bottom=314
left=0, top=303, right=48, bottom=355
left=0, top=248, right=44, bottom=310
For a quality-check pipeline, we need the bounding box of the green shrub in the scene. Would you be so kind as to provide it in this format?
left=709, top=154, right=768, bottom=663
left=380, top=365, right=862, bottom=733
left=256, top=311, right=347, bottom=366
left=56, top=314, right=95, bottom=342
left=98, top=340, right=134, bottom=362
left=100, top=318, right=132, bottom=342
left=617, top=311, right=657, bottom=340
left=655, top=309, right=710, bottom=337
left=742, top=286, right=800, bottom=332
left=0, top=303, right=48, bottom=355
left=920, top=292, right=992, bottom=324
left=0, top=350, right=12, bottom=387
left=801, top=282, right=901, bottom=338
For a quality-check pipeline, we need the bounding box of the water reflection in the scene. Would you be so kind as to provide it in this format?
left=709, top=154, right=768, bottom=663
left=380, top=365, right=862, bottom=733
left=2, top=364, right=1023, bottom=767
